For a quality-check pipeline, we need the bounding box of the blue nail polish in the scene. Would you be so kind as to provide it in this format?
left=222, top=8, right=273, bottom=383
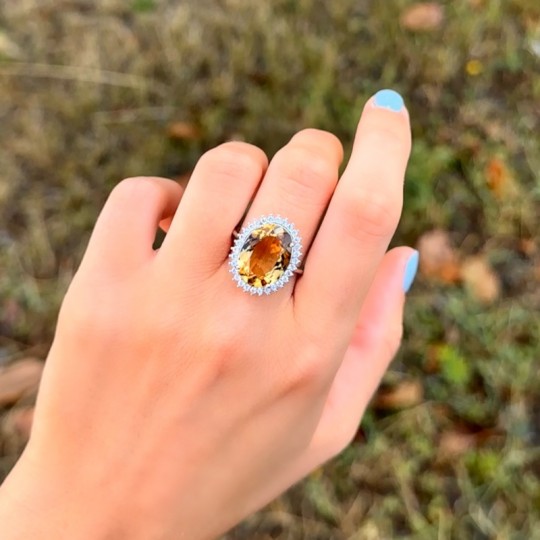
left=373, top=89, right=405, bottom=112
left=403, top=251, right=419, bottom=293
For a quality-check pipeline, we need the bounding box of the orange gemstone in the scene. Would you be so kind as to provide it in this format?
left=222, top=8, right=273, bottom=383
left=250, top=236, right=282, bottom=278
left=237, top=223, right=292, bottom=287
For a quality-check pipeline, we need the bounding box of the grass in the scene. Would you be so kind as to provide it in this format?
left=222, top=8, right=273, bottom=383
left=1, top=0, right=539, bottom=537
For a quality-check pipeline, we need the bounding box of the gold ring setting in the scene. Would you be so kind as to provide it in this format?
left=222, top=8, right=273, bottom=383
left=229, top=215, right=302, bottom=295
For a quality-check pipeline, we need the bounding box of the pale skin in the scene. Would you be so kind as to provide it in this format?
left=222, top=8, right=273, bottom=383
left=0, top=93, right=412, bottom=539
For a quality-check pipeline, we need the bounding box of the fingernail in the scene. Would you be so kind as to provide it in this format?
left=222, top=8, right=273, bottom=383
left=373, top=89, right=405, bottom=112
left=403, top=250, right=419, bottom=293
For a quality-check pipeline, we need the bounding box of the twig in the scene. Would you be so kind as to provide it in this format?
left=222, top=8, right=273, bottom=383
left=0, top=62, right=167, bottom=94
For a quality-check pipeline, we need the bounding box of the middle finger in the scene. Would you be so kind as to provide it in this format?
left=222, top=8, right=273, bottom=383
left=295, top=90, right=412, bottom=337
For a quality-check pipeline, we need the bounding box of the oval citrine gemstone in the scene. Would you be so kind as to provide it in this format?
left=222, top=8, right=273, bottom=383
left=250, top=236, right=283, bottom=278
left=237, top=223, right=292, bottom=287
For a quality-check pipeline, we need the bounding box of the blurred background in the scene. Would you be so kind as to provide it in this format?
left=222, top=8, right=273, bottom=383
left=0, top=0, right=539, bottom=538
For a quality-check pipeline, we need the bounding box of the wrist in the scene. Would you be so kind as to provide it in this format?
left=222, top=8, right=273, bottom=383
left=0, top=446, right=201, bottom=540
left=0, top=453, right=60, bottom=540
left=0, top=449, right=120, bottom=540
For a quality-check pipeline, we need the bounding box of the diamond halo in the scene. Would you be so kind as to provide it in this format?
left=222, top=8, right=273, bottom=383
left=228, top=215, right=302, bottom=296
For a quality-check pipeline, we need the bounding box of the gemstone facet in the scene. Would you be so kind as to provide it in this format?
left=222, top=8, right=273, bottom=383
left=229, top=215, right=301, bottom=295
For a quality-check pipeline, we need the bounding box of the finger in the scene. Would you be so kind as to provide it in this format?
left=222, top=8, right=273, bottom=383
left=311, top=247, right=419, bottom=456
left=258, top=248, right=418, bottom=489
left=82, top=177, right=183, bottom=275
left=159, top=142, right=268, bottom=274
left=295, top=90, right=412, bottom=337
left=244, top=129, right=343, bottom=253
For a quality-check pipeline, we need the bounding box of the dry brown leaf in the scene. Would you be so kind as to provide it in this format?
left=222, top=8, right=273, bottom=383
left=167, top=121, right=200, bottom=141
left=485, top=157, right=512, bottom=198
left=519, top=238, right=537, bottom=257
left=438, top=427, right=502, bottom=461
left=425, top=344, right=444, bottom=373
left=430, top=403, right=454, bottom=422
left=438, top=430, right=476, bottom=460
left=374, top=380, right=424, bottom=410
left=400, top=2, right=445, bottom=32
left=0, top=358, right=44, bottom=406
left=461, top=256, right=501, bottom=304
left=417, top=229, right=461, bottom=283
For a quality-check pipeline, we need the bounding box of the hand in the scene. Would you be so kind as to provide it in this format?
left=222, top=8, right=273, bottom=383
left=0, top=90, right=415, bottom=539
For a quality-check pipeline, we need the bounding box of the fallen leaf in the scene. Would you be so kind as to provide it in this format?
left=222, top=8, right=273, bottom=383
left=374, top=380, right=424, bottom=410
left=0, top=359, right=44, bottom=406
left=461, top=256, right=501, bottom=303
left=400, top=2, right=444, bottom=32
left=425, top=344, right=444, bottom=373
left=167, top=121, right=200, bottom=141
left=430, top=403, right=454, bottom=422
left=519, top=238, right=537, bottom=257
left=485, top=157, right=512, bottom=198
left=438, top=429, right=477, bottom=460
left=417, top=229, right=461, bottom=283
left=437, top=427, right=503, bottom=462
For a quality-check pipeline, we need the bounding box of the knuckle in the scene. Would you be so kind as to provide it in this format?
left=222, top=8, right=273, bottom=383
left=357, top=319, right=403, bottom=360
left=200, top=305, right=251, bottom=366
left=313, top=415, right=360, bottom=460
left=274, top=146, right=337, bottom=205
left=341, top=188, right=401, bottom=241
left=279, top=343, right=328, bottom=395
left=201, top=329, right=251, bottom=384
left=110, top=177, right=161, bottom=205
left=380, top=323, right=404, bottom=359
left=59, top=287, right=119, bottom=344
left=327, top=426, right=357, bottom=458
left=287, top=361, right=323, bottom=392
left=207, top=325, right=241, bottom=358
left=292, top=129, right=344, bottom=156
left=364, top=126, right=410, bottom=155
left=201, top=143, right=266, bottom=182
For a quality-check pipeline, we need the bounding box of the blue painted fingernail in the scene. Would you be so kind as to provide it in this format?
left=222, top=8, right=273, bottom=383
left=403, top=251, right=419, bottom=293
left=373, top=89, right=405, bottom=112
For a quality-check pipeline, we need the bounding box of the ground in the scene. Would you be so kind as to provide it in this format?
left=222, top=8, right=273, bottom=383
left=0, top=0, right=539, bottom=538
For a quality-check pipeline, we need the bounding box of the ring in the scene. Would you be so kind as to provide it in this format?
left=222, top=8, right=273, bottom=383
left=229, top=215, right=302, bottom=295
